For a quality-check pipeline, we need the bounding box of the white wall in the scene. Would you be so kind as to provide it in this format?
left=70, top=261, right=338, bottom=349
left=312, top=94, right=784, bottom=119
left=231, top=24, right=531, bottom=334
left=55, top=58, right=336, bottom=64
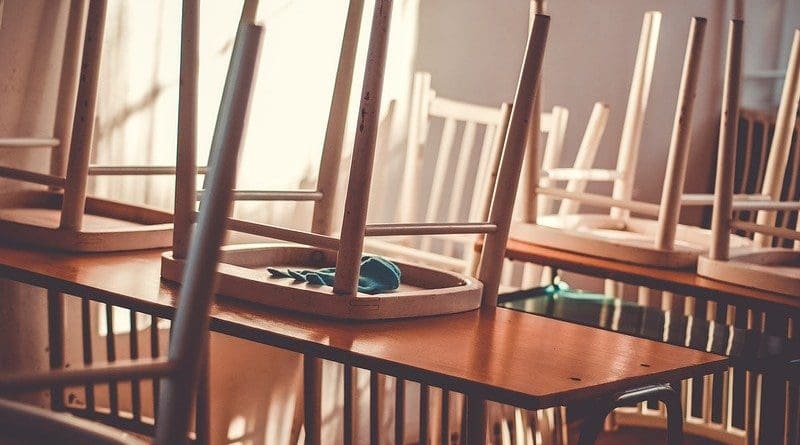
left=414, top=0, right=735, bottom=225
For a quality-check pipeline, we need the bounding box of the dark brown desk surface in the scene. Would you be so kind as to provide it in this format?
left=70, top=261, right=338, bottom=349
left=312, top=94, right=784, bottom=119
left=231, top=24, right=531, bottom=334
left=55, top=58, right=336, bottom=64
left=502, top=238, right=800, bottom=311
left=0, top=245, right=727, bottom=410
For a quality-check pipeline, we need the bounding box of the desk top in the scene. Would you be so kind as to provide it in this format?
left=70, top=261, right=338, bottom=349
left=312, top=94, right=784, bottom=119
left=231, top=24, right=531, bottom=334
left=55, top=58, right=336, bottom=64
left=0, top=245, right=727, bottom=410
left=502, top=239, right=800, bottom=311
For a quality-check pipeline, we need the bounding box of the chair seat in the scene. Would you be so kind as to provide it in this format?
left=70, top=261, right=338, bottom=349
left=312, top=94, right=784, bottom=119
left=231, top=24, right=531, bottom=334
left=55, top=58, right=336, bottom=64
left=697, top=247, right=800, bottom=296
left=0, top=399, right=148, bottom=445
left=511, top=214, right=752, bottom=269
left=162, top=244, right=484, bottom=320
left=0, top=190, right=172, bottom=252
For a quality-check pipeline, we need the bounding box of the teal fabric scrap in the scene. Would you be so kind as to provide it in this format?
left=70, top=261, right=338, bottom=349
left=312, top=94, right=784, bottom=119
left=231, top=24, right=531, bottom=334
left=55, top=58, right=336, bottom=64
left=267, top=255, right=401, bottom=294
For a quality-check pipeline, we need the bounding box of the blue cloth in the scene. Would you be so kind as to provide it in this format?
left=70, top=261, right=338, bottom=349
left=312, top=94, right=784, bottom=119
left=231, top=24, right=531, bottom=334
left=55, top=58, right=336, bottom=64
left=267, top=255, right=401, bottom=294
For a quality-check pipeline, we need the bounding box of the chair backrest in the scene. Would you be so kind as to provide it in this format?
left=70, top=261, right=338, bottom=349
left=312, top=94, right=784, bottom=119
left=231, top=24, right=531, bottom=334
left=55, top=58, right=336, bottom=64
left=394, top=72, right=520, bottom=258
left=171, top=0, right=364, bottom=259
left=386, top=72, right=576, bottom=267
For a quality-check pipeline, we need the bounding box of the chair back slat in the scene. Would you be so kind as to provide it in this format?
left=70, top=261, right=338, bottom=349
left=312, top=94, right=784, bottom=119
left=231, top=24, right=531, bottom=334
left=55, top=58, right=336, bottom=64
left=467, top=123, right=500, bottom=222
left=557, top=102, right=610, bottom=215
left=419, top=116, right=458, bottom=252
left=537, top=106, right=569, bottom=216
left=443, top=121, right=478, bottom=256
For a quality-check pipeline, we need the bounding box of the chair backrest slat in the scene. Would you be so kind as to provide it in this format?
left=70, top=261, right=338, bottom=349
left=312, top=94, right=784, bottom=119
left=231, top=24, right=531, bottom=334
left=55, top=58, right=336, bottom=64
left=557, top=102, right=610, bottom=215
left=419, top=116, right=458, bottom=252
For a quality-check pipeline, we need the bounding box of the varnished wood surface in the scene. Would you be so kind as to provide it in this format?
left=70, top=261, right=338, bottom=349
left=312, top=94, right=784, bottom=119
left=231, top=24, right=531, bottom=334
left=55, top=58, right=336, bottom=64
left=502, top=238, right=800, bottom=310
left=0, top=245, right=726, bottom=410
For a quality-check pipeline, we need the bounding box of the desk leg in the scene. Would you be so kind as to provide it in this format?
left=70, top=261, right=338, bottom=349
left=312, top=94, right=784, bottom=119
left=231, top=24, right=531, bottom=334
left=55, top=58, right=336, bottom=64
left=303, top=355, right=322, bottom=445
left=466, top=395, right=486, bottom=445
left=578, top=384, right=683, bottom=445
left=46, top=290, right=65, bottom=411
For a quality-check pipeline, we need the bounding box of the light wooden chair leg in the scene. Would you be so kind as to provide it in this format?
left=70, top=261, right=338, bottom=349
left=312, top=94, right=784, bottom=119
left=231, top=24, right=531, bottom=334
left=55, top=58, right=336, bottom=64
left=655, top=17, right=707, bottom=251
left=709, top=20, right=744, bottom=261
left=311, top=0, right=366, bottom=235
left=50, top=0, right=88, bottom=179
left=173, top=0, right=200, bottom=260
left=59, top=0, right=108, bottom=231
left=610, top=11, right=661, bottom=219
left=479, top=14, right=550, bottom=306
left=333, top=0, right=394, bottom=295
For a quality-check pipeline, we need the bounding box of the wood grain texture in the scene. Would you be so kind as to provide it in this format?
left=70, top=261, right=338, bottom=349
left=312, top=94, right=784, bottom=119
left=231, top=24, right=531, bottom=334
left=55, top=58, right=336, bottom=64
left=0, top=245, right=726, bottom=410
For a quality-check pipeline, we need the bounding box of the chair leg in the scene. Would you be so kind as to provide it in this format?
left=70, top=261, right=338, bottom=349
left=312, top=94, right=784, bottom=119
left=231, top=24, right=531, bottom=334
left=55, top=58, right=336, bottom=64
left=577, top=384, right=683, bottom=445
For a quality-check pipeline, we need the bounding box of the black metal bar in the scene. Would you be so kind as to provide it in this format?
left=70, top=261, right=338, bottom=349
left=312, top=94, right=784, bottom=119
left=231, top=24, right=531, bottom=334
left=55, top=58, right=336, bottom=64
left=195, top=351, right=210, bottom=445
left=81, top=299, right=94, bottom=414
left=129, top=309, right=141, bottom=422
left=395, top=378, right=405, bottom=445
left=105, top=303, right=119, bottom=416
left=441, top=390, right=450, bottom=445
left=46, top=290, right=65, bottom=411
left=577, top=384, right=683, bottom=445
left=420, top=383, right=429, bottom=445
left=151, top=315, right=160, bottom=421
left=344, top=364, right=355, bottom=445
left=370, top=371, right=380, bottom=445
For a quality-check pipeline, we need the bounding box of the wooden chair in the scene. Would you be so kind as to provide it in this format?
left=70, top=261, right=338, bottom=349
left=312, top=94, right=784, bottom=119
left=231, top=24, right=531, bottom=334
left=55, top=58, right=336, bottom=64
left=363, top=71, right=585, bottom=274
left=0, top=0, right=196, bottom=252
left=161, top=1, right=551, bottom=320
left=0, top=15, right=262, bottom=445
left=511, top=14, right=754, bottom=270
left=697, top=27, right=800, bottom=296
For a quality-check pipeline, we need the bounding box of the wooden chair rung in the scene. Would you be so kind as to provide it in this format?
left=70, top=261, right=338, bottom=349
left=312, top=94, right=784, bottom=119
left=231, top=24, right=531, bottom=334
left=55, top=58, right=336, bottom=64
left=87, top=165, right=209, bottom=176
left=190, top=213, right=341, bottom=251
left=0, top=166, right=66, bottom=188
left=196, top=190, right=323, bottom=202
left=0, top=358, right=174, bottom=392
left=0, top=138, right=60, bottom=148
left=541, top=168, right=620, bottom=182
left=364, top=222, right=496, bottom=237
left=536, top=187, right=661, bottom=216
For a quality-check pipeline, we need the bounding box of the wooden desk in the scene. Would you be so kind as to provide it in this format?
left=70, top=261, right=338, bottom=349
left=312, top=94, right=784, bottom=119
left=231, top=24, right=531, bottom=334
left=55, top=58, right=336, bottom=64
left=503, top=239, right=800, bottom=311
left=0, top=245, right=726, bottom=411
